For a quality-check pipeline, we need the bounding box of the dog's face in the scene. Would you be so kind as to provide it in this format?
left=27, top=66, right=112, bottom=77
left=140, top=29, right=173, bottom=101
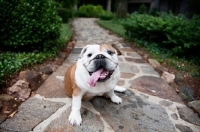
left=79, top=44, right=121, bottom=87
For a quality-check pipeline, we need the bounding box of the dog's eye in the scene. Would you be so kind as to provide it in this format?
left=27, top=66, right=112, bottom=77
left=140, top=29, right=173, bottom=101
left=107, top=50, right=113, bottom=55
left=87, top=53, right=92, bottom=57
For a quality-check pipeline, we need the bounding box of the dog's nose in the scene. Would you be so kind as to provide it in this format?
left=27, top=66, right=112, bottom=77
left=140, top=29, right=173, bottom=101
left=95, top=54, right=105, bottom=59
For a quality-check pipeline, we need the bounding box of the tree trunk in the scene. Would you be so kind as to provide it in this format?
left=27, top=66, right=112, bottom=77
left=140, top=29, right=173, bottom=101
left=150, top=0, right=159, bottom=10
left=106, top=0, right=112, bottom=12
left=116, top=0, right=127, bottom=18
left=74, top=4, right=77, bottom=10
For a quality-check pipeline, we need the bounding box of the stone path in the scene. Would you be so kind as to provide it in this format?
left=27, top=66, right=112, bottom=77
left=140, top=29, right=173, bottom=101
left=1, top=18, right=200, bottom=132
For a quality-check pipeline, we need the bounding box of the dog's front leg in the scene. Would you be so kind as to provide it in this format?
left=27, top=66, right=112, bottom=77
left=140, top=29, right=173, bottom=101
left=106, top=89, right=122, bottom=104
left=68, top=91, right=84, bottom=126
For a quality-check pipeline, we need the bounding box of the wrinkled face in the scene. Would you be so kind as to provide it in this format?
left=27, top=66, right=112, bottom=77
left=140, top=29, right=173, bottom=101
left=79, top=44, right=121, bottom=86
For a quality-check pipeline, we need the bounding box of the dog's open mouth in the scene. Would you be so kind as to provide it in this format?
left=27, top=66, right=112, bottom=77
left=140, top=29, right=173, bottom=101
left=87, top=67, right=114, bottom=87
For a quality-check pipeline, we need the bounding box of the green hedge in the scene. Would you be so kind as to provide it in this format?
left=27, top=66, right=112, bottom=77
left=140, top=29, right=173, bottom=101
left=78, top=4, right=105, bottom=17
left=138, top=4, right=146, bottom=14
left=0, top=0, right=62, bottom=51
left=99, top=12, right=114, bottom=20
left=57, top=8, right=75, bottom=23
left=121, top=12, right=200, bottom=55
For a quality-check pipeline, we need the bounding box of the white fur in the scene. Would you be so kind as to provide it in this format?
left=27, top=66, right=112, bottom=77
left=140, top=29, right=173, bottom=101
left=114, top=85, right=126, bottom=92
left=68, top=44, right=126, bottom=125
left=106, top=89, right=122, bottom=104
left=68, top=91, right=85, bottom=125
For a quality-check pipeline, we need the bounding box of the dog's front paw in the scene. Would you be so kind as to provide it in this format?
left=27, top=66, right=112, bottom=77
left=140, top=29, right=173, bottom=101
left=111, top=95, right=122, bottom=104
left=68, top=111, right=82, bottom=126
left=114, top=86, right=126, bottom=93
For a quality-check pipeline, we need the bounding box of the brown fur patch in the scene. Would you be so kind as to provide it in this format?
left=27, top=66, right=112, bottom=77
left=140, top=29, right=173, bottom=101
left=103, top=93, right=109, bottom=98
left=82, top=93, right=93, bottom=101
left=64, top=63, right=81, bottom=97
left=111, top=44, right=122, bottom=55
left=100, top=44, right=116, bottom=53
left=100, top=44, right=122, bottom=55
left=82, top=92, right=108, bottom=101
left=73, top=87, right=81, bottom=96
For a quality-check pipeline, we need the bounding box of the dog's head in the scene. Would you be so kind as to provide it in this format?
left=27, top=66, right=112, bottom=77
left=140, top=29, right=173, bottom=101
left=79, top=44, right=121, bottom=87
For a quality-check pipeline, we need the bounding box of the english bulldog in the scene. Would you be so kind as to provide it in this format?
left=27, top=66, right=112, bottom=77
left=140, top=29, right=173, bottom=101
left=64, top=44, right=126, bottom=125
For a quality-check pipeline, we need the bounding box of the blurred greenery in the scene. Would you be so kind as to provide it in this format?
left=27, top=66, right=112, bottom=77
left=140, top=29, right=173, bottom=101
left=57, top=8, right=76, bottom=23
left=78, top=4, right=105, bottom=17
left=121, top=12, right=200, bottom=58
left=0, top=23, right=72, bottom=85
left=138, top=4, right=146, bottom=14
left=99, top=11, right=115, bottom=20
left=97, top=19, right=125, bottom=37
left=0, top=0, right=62, bottom=51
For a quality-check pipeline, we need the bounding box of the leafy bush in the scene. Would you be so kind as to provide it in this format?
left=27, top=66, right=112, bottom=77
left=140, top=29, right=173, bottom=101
left=121, top=12, right=200, bottom=56
left=61, top=0, right=77, bottom=8
left=99, top=12, right=114, bottom=20
left=0, top=52, right=53, bottom=85
left=78, top=4, right=105, bottom=17
left=57, top=8, right=75, bottom=23
left=53, top=0, right=62, bottom=8
left=0, top=23, right=72, bottom=85
left=138, top=4, right=146, bottom=14
left=0, top=0, right=62, bottom=51
left=149, top=8, right=159, bottom=16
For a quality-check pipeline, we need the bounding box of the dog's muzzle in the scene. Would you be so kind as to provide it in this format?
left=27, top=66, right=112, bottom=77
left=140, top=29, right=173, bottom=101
left=87, top=54, right=115, bottom=87
left=94, top=54, right=106, bottom=69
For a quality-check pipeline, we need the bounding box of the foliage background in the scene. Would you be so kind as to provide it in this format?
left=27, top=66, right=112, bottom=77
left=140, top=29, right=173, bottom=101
left=0, top=0, right=62, bottom=51
left=121, top=12, right=200, bottom=60
left=0, top=0, right=72, bottom=85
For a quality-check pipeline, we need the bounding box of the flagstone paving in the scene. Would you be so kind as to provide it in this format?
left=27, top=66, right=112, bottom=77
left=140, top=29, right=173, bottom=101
left=0, top=18, right=200, bottom=132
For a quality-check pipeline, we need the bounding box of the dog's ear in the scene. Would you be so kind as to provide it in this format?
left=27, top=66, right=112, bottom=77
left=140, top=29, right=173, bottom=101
left=79, top=45, right=88, bottom=58
left=111, top=44, right=122, bottom=55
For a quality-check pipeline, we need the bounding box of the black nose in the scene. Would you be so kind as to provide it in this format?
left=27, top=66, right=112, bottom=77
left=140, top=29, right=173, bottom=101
left=95, top=54, right=105, bottom=59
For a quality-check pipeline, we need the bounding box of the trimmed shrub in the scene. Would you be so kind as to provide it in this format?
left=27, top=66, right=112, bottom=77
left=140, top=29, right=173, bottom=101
left=99, top=12, right=114, bottom=20
left=149, top=8, right=159, bottom=16
left=61, top=0, right=77, bottom=9
left=78, top=4, right=105, bottom=17
left=57, top=8, right=75, bottom=23
left=121, top=12, right=200, bottom=55
left=138, top=4, right=146, bottom=14
left=0, top=0, right=62, bottom=51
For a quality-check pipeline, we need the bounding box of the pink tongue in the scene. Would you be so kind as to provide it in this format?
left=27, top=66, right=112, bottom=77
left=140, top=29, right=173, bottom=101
left=87, top=68, right=104, bottom=87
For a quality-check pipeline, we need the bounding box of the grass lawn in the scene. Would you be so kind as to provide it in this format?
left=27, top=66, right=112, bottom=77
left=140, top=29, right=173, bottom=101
left=97, top=19, right=125, bottom=37
left=57, top=23, right=72, bottom=46
left=0, top=23, right=72, bottom=84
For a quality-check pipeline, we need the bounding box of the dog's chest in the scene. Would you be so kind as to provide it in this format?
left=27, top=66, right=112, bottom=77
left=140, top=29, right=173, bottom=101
left=82, top=82, right=112, bottom=99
